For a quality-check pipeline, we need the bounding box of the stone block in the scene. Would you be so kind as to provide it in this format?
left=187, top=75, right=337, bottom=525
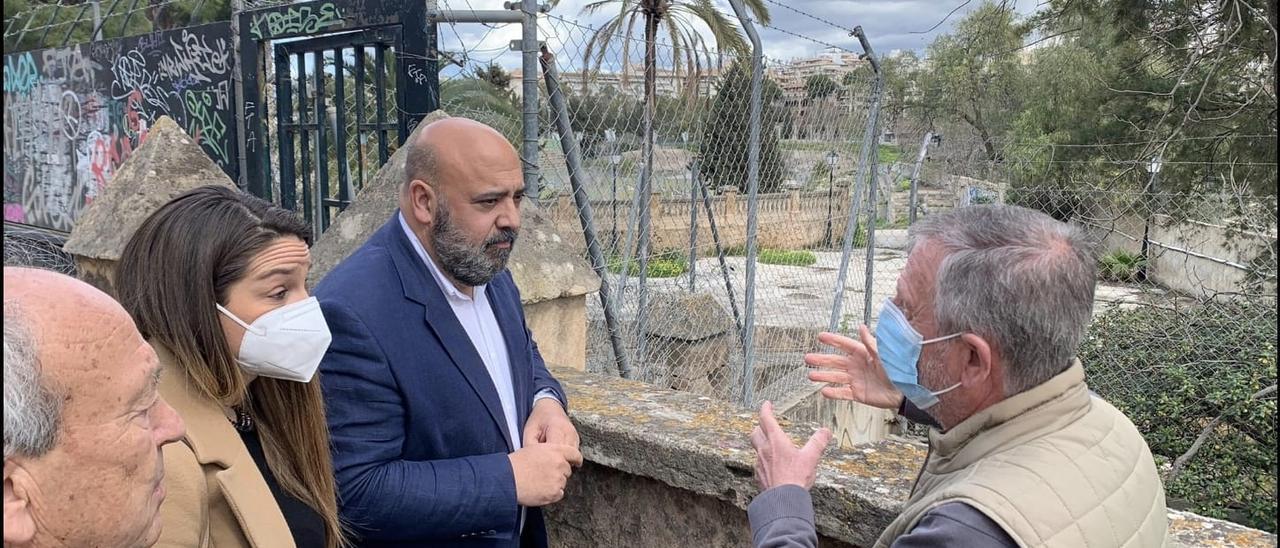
left=524, top=295, right=588, bottom=371
left=641, top=292, right=734, bottom=397
left=61, top=116, right=236, bottom=295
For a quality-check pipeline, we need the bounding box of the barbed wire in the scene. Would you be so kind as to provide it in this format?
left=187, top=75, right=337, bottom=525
left=758, top=0, right=856, bottom=36
left=745, top=17, right=863, bottom=57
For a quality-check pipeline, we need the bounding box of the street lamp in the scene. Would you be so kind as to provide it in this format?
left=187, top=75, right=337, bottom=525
left=1138, top=155, right=1162, bottom=282
left=824, top=150, right=839, bottom=247
left=606, top=128, right=621, bottom=251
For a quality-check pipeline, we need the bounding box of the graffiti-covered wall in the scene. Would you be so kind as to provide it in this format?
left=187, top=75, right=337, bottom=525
left=3, top=22, right=238, bottom=232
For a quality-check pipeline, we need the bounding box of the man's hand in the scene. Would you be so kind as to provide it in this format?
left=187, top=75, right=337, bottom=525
left=523, top=398, right=579, bottom=449
left=509, top=443, right=583, bottom=507
left=805, top=325, right=905, bottom=410
left=750, top=401, right=832, bottom=491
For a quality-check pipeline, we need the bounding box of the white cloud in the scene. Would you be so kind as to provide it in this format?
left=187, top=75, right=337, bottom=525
left=434, top=0, right=1042, bottom=75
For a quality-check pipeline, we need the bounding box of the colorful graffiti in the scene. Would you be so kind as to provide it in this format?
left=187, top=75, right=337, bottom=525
left=3, top=53, right=41, bottom=97
left=2, top=22, right=237, bottom=232
left=249, top=3, right=343, bottom=40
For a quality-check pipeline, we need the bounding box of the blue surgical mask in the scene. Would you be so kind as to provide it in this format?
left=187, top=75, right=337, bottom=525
left=875, top=298, right=961, bottom=410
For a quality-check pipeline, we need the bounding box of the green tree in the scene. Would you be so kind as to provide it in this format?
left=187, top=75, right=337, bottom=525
left=4, top=0, right=229, bottom=51
left=916, top=2, right=1028, bottom=165
left=439, top=77, right=521, bottom=146
left=1025, top=0, right=1278, bottom=196
left=700, top=62, right=787, bottom=193
left=470, top=63, right=513, bottom=91
left=879, top=51, right=921, bottom=128
left=805, top=73, right=837, bottom=100
left=573, top=0, right=769, bottom=258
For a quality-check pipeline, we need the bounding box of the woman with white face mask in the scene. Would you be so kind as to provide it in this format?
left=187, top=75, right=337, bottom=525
left=115, top=185, right=346, bottom=548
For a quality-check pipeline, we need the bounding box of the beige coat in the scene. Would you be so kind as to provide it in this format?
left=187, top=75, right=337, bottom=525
left=154, top=344, right=296, bottom=548
left=876, top=360, right=1169, bottom=547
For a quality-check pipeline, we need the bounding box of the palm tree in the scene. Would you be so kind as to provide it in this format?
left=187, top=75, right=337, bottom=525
left=575, top=0, right=770, bottom=260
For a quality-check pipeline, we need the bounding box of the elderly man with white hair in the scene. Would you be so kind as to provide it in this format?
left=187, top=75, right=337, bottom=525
left=747, top=205, right=1169, bottom=547
left=4, top=267, right=186, bottom=547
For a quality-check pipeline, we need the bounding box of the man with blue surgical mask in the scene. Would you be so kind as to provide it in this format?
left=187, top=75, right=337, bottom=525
left=746, top=205, right=1169, bottom=548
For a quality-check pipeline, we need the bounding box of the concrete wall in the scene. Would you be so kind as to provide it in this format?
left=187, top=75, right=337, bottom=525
left=1086, top=213, right=1276, bottom=297
left=543, top=187, right=957, bottom=255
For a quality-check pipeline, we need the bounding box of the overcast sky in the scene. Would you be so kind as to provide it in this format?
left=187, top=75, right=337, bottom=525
left=435, top=0, right=1042, bottom=77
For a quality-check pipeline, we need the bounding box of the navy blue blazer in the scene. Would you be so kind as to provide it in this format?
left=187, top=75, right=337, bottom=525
left=315, top=215, right=566, bottom=548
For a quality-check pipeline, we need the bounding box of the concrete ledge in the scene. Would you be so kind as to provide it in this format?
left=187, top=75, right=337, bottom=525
left=551, top=367, right=1278, bottom=547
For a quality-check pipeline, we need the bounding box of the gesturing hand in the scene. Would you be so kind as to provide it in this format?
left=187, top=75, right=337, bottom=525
left=749, top=401, right=832, bottom=491
left=523, top=398, right=580, bottom=449
left=805, top=325, right=905, bottom=411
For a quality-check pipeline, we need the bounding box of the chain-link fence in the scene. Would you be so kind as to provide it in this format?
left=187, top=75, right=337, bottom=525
left=3, top=224, right=78, bottom=275
left=4, top=0, right=230, bottom=52
left=520, top=13, right=1278, bottom=526
left=523, top=14, right=891, bottom=414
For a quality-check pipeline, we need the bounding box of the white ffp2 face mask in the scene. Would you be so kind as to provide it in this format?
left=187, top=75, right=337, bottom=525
left=216, top=297, right=332, bottom=383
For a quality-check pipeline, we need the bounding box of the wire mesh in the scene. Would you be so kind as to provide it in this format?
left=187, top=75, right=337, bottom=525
left=3, top=0, right=231, bottom=51
left=2, top=224, right=78, bottom=276
left=525, top=14, right=883, bottom=410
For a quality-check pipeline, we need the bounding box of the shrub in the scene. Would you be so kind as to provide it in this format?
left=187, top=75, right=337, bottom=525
left=876, top=218, right=909, bottom=230
left=1098, top=249, right=1146, bottom=282
left=1079, top=300, right=1277, bottom=532
left=877, top=144, right=901, bottom=164
left=758, top=249, right=818, bottom=266
left=606, top=251, right=688, bottom=278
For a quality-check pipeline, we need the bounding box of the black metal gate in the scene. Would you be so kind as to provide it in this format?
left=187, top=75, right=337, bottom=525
left=238, top=0, right=437, bottom=237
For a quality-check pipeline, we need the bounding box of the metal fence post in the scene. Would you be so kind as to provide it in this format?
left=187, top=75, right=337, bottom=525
left=726, top=0, right=763, bottom=407
left=908, top=131, right=933, bottom=225
left=540, top=47, right=632, bottom=378
left=827, top=27, right=884, bottom=334
left=688, top=156, right=700, bottom=292
left=519, top=0, right=540, bottom=200
left=862, top=143, right=882, bottom=324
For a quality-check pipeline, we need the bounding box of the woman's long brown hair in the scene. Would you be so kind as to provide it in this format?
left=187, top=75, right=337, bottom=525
left=115, top=185, right=345, bottom=547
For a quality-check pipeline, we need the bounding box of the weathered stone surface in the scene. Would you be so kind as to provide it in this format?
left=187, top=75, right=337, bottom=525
left=506, top=202, right=600, bottom=304
left=1166, top=510, right=1278, bottom=547
left=554, top=366, right=918, bottom=547
left=551, top=366, right=1278, bottom=547
left=545, top=461, right=856, bottom=548
left=642, top=291, right=733, bottom=341
left=62, top=116, right=235, bottom=261
left=524, top=295, right=588, bottom=370
left=306, top=110, right=600, bottom=306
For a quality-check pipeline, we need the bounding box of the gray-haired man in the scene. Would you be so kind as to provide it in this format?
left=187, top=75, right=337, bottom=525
left=748, top=205, right=1169, bottom=547
left=4, top=267, right=186, bottom=547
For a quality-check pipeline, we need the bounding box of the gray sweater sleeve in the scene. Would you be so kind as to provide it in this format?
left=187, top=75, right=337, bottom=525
left=748, top=487, right=1016, bottom=548
left=748, top=485, right=817, bottom=548
left=891, top=502, right=1019, bottom=548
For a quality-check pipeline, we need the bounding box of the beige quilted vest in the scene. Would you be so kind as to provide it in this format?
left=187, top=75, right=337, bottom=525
left=875, top=361, right=1169, bottom=548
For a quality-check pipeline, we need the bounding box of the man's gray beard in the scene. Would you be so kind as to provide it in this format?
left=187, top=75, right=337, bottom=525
left=430, top=201, right=518, bottom=287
